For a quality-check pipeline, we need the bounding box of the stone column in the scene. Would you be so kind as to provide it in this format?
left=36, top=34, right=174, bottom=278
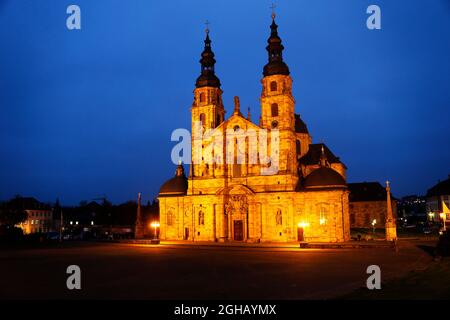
left=385, top=181, right=397, bottom=241
left=134, top=192, right=145, bottom=239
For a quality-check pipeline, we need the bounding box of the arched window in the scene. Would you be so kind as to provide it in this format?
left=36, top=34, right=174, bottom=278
left=198, top=211, right=205, bottom=225
left=167, top=211, right=174, bottom=226
left=270, top=81, right=277, bottom=92
left=319, top=206, right=327, bottom=225
left=271, top=103, right=279, bottom=117
left=296, top=140, right=301, bottom=156
left=199, top=113, right=206, bottom=126
left=199, top=92, right=205, bottom=103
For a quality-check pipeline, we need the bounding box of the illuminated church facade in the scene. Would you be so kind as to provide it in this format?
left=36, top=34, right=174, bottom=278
left=158, top=16, right=350, bottom=243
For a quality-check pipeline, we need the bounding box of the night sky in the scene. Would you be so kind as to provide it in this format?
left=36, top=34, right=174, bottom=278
left=1, top=0, right=449, bottom=205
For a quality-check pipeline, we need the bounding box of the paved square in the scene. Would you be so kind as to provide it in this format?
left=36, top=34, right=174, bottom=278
left=0, top=241, right=433, bottom=299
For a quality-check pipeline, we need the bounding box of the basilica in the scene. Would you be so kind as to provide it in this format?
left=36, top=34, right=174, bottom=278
left=158, top=16, right=351, bottom=243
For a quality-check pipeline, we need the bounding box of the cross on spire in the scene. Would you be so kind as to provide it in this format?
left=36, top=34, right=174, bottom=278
left=205, top=20, right=210, bottom=34
left=270, top=2, right=277, bottom=20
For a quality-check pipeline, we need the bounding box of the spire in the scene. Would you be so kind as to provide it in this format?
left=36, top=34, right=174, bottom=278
left=319, top=145, right=328, bottom=167
left=196, top=22, right=221, bottom=88
left=175, top=162, right=185, bottom=177
left=134, top=192, right=144, bottom=239
left=233, top=96, right=242, bottom=116
left=385, top=180, right=397, bottom=241
left=263, top=10, right=290, bottom=77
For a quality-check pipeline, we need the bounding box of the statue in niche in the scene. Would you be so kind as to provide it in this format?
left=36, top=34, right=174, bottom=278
left=276, top=208, right=282, bottom=225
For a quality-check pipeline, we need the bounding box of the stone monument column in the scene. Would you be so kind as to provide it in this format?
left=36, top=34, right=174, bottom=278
left=385, top=181, right=397, bottom=241
left=134, top=192, right=145, bottom=239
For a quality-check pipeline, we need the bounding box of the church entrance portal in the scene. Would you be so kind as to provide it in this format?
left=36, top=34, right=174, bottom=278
left=233, top=220, right=244, bottom=241
left=297, top=227, right=304, bottom=242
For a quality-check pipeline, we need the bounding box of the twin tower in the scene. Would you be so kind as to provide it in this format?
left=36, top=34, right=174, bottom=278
left=193, top=16, right=293, bottom=132
left=189, top=15, right=313, bottom=184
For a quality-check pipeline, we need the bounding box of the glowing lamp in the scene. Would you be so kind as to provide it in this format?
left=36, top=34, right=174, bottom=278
left=297, top=222, right=310, bottom=228
left=150, top=221, right=160, bottom=240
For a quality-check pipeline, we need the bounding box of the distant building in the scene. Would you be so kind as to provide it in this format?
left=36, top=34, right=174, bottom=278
left=8, top=197, right=53, bottom=234
left=348, top=182, right=397, bottom=229
left=426, top=175, right=450, bottom=226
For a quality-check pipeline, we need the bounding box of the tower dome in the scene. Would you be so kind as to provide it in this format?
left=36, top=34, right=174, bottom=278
left=195, top=29, right=221, bottom=88
left=263, top=17, right=290, bottom=77
left=159, top=164, right=188, bottom=197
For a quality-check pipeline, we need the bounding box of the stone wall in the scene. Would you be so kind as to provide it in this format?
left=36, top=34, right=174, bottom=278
left=159, top=187, right=350, bottom=243
left=349, top=200, right=397, bottom=229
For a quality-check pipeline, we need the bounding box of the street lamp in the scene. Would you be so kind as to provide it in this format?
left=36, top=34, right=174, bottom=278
left=372, top=219, right=377, bottom=234
left=150, top=221, right=160, bottom=240
left=440, top=213, right=446, bottom=232
left=428, top=212, right=435, bottom=222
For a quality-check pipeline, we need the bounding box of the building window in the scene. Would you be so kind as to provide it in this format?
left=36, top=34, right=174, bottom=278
left=270, top=81, right=277, bottom=92
left=199, top=92, right=205, bottom=103
left=167, top=211, right=174, bottom=226
left=199, top=113, right=206, bottom=126
left=364, top=213, right=370, bottom=225
left=319, top=206, right=327, bottom=225
left=271, top=103, right=278, bottom=117
left=198, top=211, right=205, bottom=225
left=216, top=114, right=221, bottom=127
left=276, top=209, right=282, bottom=225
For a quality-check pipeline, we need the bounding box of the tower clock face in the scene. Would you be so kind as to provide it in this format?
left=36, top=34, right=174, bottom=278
left=271, top=120, right=278, bottom=128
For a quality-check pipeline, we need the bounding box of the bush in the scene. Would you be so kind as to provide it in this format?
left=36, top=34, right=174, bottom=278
left=436, top=231, right=450, bottom=257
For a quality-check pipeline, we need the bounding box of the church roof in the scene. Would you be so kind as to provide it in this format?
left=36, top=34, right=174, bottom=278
left=426, top=176, right=450, bottom=197
left=348, top=182, right=387, bottom=202
left=159, top=164, right=188, bottom=197
left=299, top=143, right=342, bottom=165
left=295, top=114, right=309, bottom=134
left=303, top=167, right=346, bottom=189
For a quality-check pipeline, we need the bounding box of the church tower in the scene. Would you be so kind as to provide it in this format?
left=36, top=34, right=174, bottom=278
left=260, top=14, right=297, bottom=176
left=191, top=27, right=225, bottom=178
left=192, top=27, right=225, bottom=131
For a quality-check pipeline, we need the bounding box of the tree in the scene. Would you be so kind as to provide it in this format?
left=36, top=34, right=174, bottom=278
left=0, top=207, right=27, bottom=227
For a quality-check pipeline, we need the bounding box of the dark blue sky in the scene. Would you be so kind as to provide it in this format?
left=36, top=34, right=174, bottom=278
left=1, top=0, right=449, bottom=205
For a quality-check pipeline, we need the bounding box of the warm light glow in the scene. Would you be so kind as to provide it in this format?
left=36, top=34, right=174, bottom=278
left=372, top=219, right=377, bottom=226
left=91, top=221, right=94, bottom=226
left=319, top=218, right=326, bottom=225
left=297, top=221, right=310, bottom=228
left=428, top=212, right=435, bottom=219
left=440, top=213, right=446, bottom=220
left=75, top=221, right=79, bottom=225
left=70, top=221, right=73, bottom=225
left=150, top=221, right=160, bottom=228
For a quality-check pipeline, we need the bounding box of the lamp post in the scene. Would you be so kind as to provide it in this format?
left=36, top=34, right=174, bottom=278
left=372, top=219, right=377, bottom=234
left=150, top=221, right=160, bottom=241
left=440, top=213, right=446, bottom=232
